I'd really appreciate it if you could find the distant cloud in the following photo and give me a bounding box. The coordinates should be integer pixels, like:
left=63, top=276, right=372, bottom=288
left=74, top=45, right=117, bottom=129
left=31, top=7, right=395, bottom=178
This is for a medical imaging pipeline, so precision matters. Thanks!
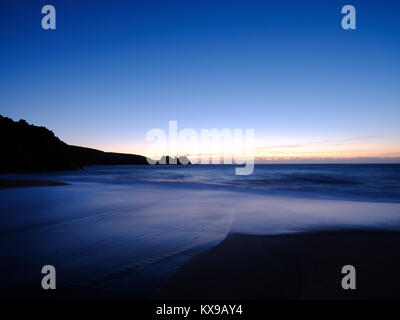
left=255, top=156, right=400, bottom=164
left=255, top=136, right=381, bottom=151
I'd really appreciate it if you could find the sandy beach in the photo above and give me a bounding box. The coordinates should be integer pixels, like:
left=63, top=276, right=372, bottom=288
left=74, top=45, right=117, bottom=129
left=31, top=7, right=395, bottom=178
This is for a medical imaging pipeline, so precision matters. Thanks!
left=0, top=179, right=68, bottom=189
left=156, top=230, right=400, bottom=300
left=1, top=166, right=400, bottom=300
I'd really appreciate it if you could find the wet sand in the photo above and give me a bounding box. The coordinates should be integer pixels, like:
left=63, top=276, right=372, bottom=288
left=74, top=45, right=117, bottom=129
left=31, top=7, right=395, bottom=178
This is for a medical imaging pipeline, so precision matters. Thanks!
left=1, top=171, right=400, bottom=300
left=0, top=179, right=68, bottom=189
left=155, top=230, right=400, bottom=300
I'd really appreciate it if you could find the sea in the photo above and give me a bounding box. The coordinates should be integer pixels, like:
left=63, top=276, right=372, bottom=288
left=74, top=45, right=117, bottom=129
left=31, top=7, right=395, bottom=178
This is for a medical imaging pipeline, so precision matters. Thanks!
left=1, top=164, right=399, bottom=298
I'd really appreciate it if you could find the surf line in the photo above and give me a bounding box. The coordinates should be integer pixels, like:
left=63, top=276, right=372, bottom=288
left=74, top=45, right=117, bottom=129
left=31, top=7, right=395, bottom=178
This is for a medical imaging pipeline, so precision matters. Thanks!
left=155, top=304, right=191, bottom=318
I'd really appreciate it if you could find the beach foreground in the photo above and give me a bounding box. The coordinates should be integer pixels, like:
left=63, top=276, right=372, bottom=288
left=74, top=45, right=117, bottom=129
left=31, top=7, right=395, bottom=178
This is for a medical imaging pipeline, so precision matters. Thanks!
left=0, top=179, right=68, bottom=189
left=1, top=165, right=400, bottom=300
left=156, top=230, right=400, bottom=300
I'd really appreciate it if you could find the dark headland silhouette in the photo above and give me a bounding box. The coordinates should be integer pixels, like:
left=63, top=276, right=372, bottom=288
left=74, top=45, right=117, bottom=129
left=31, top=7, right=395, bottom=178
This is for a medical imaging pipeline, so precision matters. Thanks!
left=0, top=115, right=190, bottom=174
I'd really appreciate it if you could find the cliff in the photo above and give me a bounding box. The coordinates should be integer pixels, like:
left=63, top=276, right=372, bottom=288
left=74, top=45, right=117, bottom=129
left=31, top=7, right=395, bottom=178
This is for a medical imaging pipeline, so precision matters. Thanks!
left=0, top=115, right=148, bottom=173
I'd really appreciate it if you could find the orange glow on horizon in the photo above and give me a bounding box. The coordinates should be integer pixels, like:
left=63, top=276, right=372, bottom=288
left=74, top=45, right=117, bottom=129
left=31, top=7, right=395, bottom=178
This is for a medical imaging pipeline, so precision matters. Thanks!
left=87, top=140, right=400, bottom=163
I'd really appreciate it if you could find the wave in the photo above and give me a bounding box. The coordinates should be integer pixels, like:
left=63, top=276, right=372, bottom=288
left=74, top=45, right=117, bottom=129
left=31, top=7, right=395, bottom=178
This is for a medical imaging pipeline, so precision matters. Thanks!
left=2, top=164, right=400, bottom=203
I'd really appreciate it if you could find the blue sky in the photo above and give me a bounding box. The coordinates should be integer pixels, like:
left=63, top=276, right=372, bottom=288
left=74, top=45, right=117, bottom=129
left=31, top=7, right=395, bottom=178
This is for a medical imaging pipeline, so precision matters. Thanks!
left=0, top=0, right=399, bottom=161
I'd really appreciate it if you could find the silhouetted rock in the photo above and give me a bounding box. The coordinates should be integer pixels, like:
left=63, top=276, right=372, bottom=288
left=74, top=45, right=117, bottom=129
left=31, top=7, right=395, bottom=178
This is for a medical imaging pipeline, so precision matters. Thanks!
left=0, top=115, right=148, bottom=173
left=157, top=155, right=191, bottom=165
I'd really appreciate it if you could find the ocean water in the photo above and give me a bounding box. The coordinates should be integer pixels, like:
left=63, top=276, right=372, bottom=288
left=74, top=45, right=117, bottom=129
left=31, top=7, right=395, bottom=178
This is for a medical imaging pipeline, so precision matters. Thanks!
left=8, top=163, right=400, bottom=202
left=107, top=164, right=399, bottom=202
left=0, top=164, right=400, bottom=298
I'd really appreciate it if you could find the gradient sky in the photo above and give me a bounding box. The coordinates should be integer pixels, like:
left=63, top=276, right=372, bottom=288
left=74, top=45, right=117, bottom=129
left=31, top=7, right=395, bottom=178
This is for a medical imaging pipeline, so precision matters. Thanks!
left=1, top=0, right=399, bottom=162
